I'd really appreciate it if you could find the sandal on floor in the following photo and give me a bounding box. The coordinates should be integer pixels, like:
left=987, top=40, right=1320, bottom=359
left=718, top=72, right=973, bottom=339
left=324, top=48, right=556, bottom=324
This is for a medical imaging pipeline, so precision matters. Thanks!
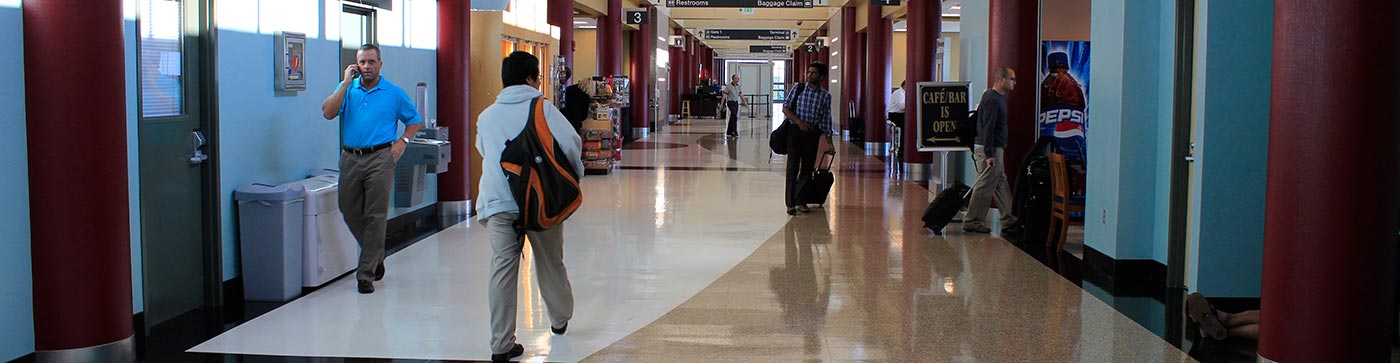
left=1186, top=292, right=1227, bottom=340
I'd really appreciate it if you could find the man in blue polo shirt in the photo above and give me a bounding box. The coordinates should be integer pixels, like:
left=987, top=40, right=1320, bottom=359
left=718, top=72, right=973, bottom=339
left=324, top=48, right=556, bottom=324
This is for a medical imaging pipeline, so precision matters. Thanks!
left=320, top=44, right=422, bottom=294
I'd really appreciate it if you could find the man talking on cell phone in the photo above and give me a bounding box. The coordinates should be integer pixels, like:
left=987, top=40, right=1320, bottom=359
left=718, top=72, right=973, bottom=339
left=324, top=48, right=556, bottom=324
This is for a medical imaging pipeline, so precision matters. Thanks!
left=319, top=44, right=422, bottom=294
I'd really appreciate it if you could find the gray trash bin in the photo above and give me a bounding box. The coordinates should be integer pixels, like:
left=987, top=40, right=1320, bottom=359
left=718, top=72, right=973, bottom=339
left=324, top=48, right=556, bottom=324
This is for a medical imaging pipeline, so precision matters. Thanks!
left=235, top=183, right=307, bottom=302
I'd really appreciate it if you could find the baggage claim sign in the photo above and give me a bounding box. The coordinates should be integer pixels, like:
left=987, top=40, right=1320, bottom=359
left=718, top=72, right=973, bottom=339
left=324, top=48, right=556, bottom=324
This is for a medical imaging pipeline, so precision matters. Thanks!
left=666, top=0, right=814, bottom=8
left=916, top=82, right=971, bottom=151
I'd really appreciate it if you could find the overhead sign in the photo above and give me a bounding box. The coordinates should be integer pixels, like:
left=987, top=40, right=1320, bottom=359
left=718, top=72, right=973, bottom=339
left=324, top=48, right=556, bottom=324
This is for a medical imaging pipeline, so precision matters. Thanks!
left=749, top=45, right=789, bottom=54
left=624, top=8, right=649, bottom=25
left=802, top=43, right=820, bottom=53
left=703, top=29, right=796, bottom=41
left=917, top=82, right=973, bottom=152
left=669, top=35, right=685, bottom=48
left=874, top=0, right=901, bottom=5
left=666, top=0, right=814, bottom=8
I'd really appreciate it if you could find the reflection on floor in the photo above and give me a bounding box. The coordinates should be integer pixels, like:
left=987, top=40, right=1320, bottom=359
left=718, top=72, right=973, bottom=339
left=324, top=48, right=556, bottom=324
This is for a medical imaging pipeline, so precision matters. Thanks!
left=143, top=115, right=1226, bottom=362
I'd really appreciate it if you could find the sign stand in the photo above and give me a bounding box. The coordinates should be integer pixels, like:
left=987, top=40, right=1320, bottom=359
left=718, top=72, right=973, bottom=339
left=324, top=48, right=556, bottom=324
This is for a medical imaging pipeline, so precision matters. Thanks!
left=915, top=81, right=972, bottom=191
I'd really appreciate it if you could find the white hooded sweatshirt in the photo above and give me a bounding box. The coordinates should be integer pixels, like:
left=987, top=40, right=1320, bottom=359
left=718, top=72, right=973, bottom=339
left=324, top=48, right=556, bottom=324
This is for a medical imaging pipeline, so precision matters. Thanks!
left=474, top=85, right=585, bottom=222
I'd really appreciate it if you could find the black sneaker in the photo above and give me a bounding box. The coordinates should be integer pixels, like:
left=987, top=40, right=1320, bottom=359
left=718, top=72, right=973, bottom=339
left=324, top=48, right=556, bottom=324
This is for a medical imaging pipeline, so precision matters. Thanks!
left=551, top=322, right=568, bottom=335
left=357, top=280, right=374, bottom=294
left=491, top=343, right=524, bottom=363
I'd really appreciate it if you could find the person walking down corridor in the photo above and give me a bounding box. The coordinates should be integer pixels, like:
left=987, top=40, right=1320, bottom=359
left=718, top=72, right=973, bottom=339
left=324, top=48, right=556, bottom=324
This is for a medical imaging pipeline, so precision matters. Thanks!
left=724, top=74, right=749, bottom=137
left=475, top=51, right=583, bottom=363
left=963, top=67, right=1018, bottom=234
left=319, top=44, right=422, bottom=294
left=781, top=62, right=834, bottom=216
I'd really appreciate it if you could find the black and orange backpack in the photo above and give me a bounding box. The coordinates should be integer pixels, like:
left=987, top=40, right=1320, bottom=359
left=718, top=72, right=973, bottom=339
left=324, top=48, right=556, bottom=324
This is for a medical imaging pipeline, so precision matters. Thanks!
left=500, top=97, right=583, bottom=231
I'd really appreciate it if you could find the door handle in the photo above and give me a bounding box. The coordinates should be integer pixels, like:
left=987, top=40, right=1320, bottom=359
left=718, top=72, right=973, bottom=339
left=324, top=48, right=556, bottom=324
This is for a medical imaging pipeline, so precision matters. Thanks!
left=190, top=130, right=209, bottom=165
left=1184, top=142, right=1196, bottom=163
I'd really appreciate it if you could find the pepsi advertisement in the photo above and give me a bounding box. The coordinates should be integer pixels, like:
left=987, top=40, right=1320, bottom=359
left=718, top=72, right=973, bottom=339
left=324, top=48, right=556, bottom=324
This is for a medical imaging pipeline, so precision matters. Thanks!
left=1039, top=41, right=1090, bottom=161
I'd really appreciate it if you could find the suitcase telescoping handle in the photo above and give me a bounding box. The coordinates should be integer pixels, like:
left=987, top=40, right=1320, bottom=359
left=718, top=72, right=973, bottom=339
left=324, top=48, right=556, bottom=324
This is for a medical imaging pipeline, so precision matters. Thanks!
left=817, top=151, right=835, bottom=172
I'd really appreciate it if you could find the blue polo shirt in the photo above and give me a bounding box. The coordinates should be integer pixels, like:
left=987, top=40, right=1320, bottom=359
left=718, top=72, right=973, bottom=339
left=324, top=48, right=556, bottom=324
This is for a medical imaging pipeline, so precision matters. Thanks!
left=339, top=76, right=422, bottom=148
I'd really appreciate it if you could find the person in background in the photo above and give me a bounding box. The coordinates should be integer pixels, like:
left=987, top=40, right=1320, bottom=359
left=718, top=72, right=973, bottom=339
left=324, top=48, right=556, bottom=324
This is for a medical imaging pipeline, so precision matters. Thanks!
left=724, top=74, right=749, bottom=137
left=558, top=67, right=592, bottom=133
left=781, top=62, right=834, bottom=216
left=963, top=67, right=1018, bottom=234
left=888, top=80, right=907, bottom=127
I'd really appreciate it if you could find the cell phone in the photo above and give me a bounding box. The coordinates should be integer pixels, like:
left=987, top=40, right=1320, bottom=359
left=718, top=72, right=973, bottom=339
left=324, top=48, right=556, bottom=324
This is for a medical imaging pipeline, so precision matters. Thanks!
left=350, top=67, right=362, bottom=79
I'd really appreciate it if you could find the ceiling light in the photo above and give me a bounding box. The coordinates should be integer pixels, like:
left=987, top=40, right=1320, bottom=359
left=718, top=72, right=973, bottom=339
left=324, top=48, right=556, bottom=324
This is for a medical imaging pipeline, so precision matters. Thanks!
left=951, top=5, right=961, bottom=9
left=942, top=13, right=960, bottom=17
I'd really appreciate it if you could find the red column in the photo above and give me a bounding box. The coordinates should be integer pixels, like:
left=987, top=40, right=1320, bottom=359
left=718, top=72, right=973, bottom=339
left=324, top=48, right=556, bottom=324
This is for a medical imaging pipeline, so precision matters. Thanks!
left=628, top=6, right=652, bottom=137
left=548, top=0, right=574, bottom=71
left=598, top=0, right=622, bottom=76
left=670, top=28, right=683, bottom=116
left=23, top=0, right=134, bottom=359
left=841, top=7, right=859, bottom=137
left=988, top=0, right=1037, bottom=184
left=864, top=6, right=892, bottom=148
left=903, top=0, right=939, bottom=165
left=1258, top=0, right=1400, bottom=361
left=681, top=33, right=693, bottom=95
left=438, top=0, right=472, bottom=212
left=818, top=30, right=830, bottom=68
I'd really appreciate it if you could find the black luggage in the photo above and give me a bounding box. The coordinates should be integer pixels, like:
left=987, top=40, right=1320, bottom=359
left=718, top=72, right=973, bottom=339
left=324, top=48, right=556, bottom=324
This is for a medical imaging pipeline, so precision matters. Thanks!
left=801, top=151, right=836, bottom=206
left=1005, top=138, right=1056, bottom=243
left=922, top=182, right=972, bottom=235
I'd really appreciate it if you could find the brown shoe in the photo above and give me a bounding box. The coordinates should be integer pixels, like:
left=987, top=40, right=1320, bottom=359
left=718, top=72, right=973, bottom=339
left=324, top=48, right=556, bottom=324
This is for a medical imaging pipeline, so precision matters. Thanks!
left=1186, top=292, right=1226, bottom=340
left=357, top=280, right=374, bottom=294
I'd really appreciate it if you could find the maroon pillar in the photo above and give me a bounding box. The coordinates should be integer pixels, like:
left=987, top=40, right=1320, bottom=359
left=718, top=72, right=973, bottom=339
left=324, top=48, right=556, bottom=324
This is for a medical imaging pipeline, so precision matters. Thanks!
left=438, top=0, right=472, bottom=211
left=841, top=6, right=859, bottom=136
left=864, top=7, right=892, bottom=147
left=628, top=7, right=653, bottom=137
left=670, top=28, right=683, bottom=116
left=817, top=30, right=830, bottom=69
left=23, top=0, right=134, bottom=358
left=598, top=0, right=622, bottom=76
left=548, top=0, right=574, bottom=71
left=903, top=0, right=939, bottom=164
left=988, top=0, right=1037, bottom=184
left=1258, top=0, right=1400, bottom=361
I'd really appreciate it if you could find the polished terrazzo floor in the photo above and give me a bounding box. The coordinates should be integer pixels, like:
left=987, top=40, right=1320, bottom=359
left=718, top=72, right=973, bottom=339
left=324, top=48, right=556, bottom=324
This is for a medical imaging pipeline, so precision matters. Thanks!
left=181, top=114, right=1195, bottom=362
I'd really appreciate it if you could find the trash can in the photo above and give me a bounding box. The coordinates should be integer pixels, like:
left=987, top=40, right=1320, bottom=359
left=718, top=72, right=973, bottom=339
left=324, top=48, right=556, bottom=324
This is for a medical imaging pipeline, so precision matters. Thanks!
left=285, top=174, right=359, bottom=287
left=234, top=183, right=307, bottom=302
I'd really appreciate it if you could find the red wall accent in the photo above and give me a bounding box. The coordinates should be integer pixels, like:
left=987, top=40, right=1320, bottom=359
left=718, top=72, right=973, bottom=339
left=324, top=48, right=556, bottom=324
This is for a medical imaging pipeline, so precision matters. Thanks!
left=598, top=0, right=622, bottom=76
left=902, top=0, right=939, bottom=164
left=1258, top=0, right=1400, bottom=361
left=864, top=6, right=891, bottom=144
left=438, top=0, right=471, bottom=202
left=988, top=0, right=1038, bottom=184
left=22, top=0, right=134, bottom=350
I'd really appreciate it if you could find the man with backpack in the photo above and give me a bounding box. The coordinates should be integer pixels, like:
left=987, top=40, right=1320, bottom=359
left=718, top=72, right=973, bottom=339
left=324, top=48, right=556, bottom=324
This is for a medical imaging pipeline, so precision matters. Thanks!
left=474, top=51, right=583, bottom=363
left=964, top=67, right=1019, bottom=234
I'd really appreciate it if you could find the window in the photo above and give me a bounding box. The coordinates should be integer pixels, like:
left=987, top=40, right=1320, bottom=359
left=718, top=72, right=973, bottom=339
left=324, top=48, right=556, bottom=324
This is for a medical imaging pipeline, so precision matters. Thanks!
left=140, top=0, right=184, bottom=117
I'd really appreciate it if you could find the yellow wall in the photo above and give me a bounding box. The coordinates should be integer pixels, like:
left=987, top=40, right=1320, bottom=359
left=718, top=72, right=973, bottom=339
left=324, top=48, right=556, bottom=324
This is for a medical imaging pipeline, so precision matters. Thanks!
left=892, top=32, right=907, bottom=89
left=1043, top=0, right=1092, bottom=40
left=575, top=29, right=599, bottom=80
left=467, top=13, right=558, bottom=202
left=947, top=32, right=962, bottom=81
left=469, top=11, right=505, bottom=201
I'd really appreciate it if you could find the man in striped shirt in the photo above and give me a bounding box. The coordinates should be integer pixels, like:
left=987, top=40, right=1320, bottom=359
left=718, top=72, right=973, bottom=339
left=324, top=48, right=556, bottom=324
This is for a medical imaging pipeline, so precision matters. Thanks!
left=781, top=61, right=834, bottom=215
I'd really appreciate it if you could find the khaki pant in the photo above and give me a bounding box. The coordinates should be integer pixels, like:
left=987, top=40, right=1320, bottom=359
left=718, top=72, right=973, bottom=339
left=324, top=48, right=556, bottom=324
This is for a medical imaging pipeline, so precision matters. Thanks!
left=965, top=145, right=1017, bottom=229
left=338, top=148, right=394, bottom=282
left=483, top=213, right=574, bottom=354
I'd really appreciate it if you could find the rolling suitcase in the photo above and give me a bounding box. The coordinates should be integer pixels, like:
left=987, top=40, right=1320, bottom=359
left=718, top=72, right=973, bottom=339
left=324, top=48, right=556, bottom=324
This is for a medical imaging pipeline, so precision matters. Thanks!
left=801, top=151, right=836, bottom=206
left=922, top=182, right=972, bottom=235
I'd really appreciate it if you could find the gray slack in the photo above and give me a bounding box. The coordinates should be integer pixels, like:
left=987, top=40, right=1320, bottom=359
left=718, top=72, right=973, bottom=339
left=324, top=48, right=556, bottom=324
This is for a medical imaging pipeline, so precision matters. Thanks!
left=338, top=148, right=394, bottom=282
left=483, top=213, right=574, bottom=355
left=965, top=145, right=1018, bottom=229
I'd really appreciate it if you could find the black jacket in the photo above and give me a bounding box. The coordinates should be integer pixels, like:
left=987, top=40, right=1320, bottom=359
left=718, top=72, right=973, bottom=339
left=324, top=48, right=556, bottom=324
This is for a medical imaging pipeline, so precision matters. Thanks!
left=561, top=84, right=591, bottom=131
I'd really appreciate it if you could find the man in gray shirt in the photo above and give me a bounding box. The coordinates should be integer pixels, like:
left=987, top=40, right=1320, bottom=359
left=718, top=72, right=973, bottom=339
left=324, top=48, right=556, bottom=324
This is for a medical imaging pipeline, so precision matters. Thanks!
left=964, top=67, right=1018, bottom=234
left=724, top=74, right=748, bottom=137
